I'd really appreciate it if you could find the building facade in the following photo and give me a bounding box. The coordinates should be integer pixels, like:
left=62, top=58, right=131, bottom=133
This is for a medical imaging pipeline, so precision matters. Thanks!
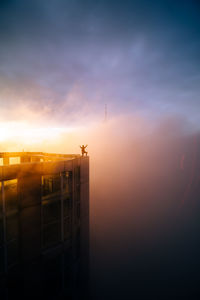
left=0, top=152, right=89, bottom=299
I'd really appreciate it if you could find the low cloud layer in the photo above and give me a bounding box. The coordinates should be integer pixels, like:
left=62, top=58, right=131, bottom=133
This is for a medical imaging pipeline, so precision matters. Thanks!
left=88, top=115, right=200, bottom=299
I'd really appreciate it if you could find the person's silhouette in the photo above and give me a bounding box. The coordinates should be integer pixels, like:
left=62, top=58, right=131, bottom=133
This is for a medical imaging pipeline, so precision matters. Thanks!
left=80, top=145, right=88, bottom=156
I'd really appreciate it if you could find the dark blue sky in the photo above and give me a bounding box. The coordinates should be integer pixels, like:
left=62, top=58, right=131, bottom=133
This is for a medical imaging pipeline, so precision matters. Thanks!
left=0, top=0, right=200, bottom=127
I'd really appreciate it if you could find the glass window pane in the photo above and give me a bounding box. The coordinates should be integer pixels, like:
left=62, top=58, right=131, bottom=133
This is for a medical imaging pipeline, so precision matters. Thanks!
left=0, top=182, right=2, bottom=215
left=0, top=246, right=4, bottom=273
left=43, top=200, right=61, bottom=224
left=6, top=214, right=19, bottom=241
left=9, top=157, right=20, bottom=165
left=63, top=198, right=72, bottom=217
left=43, top=222, right=61, bottom=249
left=75, top=228, right=80, bottom=259
left=77, top=202, right=80, bottom=219
left=4, top=179, right=18, bottom=213
left=43, top=256, right=62, bottom=295
left=53, top=175, right=61, bottom=192
left=0, top=218, right=3, bottom=245
left=63, top=248, right=73, bottom=267
left=64, top=217, right=71, bottom=240
left=75, top=185, right=80, bottom=203
left=7, top=240, right=19, bottom=266
left=75, top=166, right=80, bottom=182
left=63, top=172, right=72, bottom=194
left=42, top=175, right=61, bottom=197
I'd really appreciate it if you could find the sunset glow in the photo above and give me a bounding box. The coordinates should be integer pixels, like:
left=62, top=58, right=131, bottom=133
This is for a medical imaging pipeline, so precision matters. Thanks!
left=0, top=121, right=77, bottom=145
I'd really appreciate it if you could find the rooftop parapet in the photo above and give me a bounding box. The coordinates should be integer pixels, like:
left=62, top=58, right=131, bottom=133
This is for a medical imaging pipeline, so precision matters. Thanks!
left=0, top=152, right=81, bottom=166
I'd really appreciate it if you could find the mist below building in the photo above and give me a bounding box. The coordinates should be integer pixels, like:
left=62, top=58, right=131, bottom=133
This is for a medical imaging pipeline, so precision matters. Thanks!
left=1, top=113, right=200, bottom=299
left=88, top=115, right=200, bottom=299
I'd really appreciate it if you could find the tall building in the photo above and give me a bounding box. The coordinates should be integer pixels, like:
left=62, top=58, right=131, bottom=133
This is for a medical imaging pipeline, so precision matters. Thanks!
left=0, top=152, right=89, bottom=299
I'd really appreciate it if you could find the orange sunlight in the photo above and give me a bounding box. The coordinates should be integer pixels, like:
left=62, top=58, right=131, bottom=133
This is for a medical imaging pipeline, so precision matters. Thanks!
left=0, top=121, right=81, bottom=151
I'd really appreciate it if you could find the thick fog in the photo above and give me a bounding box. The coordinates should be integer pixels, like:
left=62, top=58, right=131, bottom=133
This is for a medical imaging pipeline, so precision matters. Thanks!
left=87, top=115, right=200, bottom=299
left=1, top=111, right=200, bottom=299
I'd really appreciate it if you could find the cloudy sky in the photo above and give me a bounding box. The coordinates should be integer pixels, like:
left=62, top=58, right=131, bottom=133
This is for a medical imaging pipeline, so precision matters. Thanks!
left=0, top=0, right=200, bottom=131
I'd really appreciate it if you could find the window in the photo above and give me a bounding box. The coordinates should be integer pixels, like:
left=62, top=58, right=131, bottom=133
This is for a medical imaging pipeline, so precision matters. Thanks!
left=4, top=179, right=19, bottom=267
left=42, top=222, right=61, bottom=249
left=0, top=182, right=3, bottom=272
left=43, top=199, right=61, bottom=225
left=42, top=175, right=61, bottom=197
left=77, top=202, right=80, bottom=219
left=7, top=239, right=19, bottom=266
left=41, top=172, right=74, bottom=248
left=0, top=181, right=2, bottom=219
left=0, top=247, right=4, bottom=273
left=62, top=172, right=72, bottom=241
left=63, top=197, right=72, bottom=217
left=0, top=179, right=19, bottom=271
left=62, top=172, right=73, bottom=240
left=42, top=174, right=61, bottom=249
left=62, top=171, right=72, bottom=195
left=74, top=166, right=80, bottom=182
left=9, top=157, right=20, bottom=165
left=64, top=216, right=71, bottom=240
left=75, top=184, right=81, bottom=223
left=6, top=214, right=19, bottom=241
left=75, top=228, right=81, bottom=259
left=0, top=218, right=3, bottom=245
left=42, top=255, right=63, bottom=296
left=4, top=179, right=18, bottom=213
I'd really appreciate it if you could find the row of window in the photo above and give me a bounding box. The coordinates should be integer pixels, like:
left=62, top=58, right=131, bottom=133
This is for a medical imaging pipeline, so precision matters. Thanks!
left=0, top=157, right=19, bottom=165
left=0, top=157, right=44, bottom=165
left=0, top=172, right=73, bottom=217
left=42, top=172, right=73, bottom=249
left=0, top=170, right=80, bottom=273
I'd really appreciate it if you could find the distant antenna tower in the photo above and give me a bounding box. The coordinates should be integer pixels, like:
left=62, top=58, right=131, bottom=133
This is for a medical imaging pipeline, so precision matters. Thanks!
left=104, top=104, right=107, bottom=122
